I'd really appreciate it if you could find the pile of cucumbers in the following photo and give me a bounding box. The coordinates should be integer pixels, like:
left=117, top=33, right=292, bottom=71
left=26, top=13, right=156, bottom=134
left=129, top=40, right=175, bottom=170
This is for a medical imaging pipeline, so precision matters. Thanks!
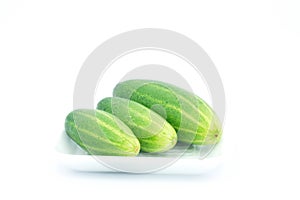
left=65, top=80, right=222, bottom=156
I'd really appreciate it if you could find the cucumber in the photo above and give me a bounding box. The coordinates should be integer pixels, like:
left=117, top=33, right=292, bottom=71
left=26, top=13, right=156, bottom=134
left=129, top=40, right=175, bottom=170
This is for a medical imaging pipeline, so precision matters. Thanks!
left=97, top=97, right=177, bottom=153
left=65, top=109, right=140, bottom=156
left=113, top=80, right=222, bottom=145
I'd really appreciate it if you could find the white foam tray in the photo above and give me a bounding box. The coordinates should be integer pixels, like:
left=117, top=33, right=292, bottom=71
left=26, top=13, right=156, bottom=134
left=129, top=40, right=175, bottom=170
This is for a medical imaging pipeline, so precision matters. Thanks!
left=56, top=132, right=223, bottom=174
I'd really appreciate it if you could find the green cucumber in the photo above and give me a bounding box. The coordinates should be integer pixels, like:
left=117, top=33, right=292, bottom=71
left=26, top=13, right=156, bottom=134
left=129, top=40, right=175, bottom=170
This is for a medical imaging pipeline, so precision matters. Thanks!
left=97, top=97, right=177, bottom=153
left=65, top=109, right=140, bottom=156
left=113, top=80, right=222, bottom=145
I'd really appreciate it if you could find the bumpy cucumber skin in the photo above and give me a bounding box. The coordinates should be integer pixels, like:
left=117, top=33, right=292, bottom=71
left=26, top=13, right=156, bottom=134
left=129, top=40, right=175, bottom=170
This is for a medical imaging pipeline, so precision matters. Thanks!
left=65, top=109, right=140, bottom=156
left=113, top=80, right=222, bottom=145
left=97, top=97, right=177, bottom=153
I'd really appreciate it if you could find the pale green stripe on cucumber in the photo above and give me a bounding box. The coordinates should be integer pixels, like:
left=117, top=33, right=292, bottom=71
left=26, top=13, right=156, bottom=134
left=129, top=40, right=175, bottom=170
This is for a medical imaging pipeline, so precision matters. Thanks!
left=133, top=90, right=210, bottom=128
left=143, top=83, right=212, bottom=122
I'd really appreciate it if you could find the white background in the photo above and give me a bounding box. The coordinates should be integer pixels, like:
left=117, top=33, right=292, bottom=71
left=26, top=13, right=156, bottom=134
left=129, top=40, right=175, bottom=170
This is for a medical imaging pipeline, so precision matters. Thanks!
left=1, top=0, right=299, bottom=199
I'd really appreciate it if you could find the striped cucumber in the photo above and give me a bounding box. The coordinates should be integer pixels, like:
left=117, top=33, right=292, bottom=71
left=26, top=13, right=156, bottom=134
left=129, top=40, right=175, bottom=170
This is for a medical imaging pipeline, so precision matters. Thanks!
left=65, top=109, right=140, bottom=156
left=113, top=80, right=222, bottom=145
left=97, top=97, right=177, bottom=153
